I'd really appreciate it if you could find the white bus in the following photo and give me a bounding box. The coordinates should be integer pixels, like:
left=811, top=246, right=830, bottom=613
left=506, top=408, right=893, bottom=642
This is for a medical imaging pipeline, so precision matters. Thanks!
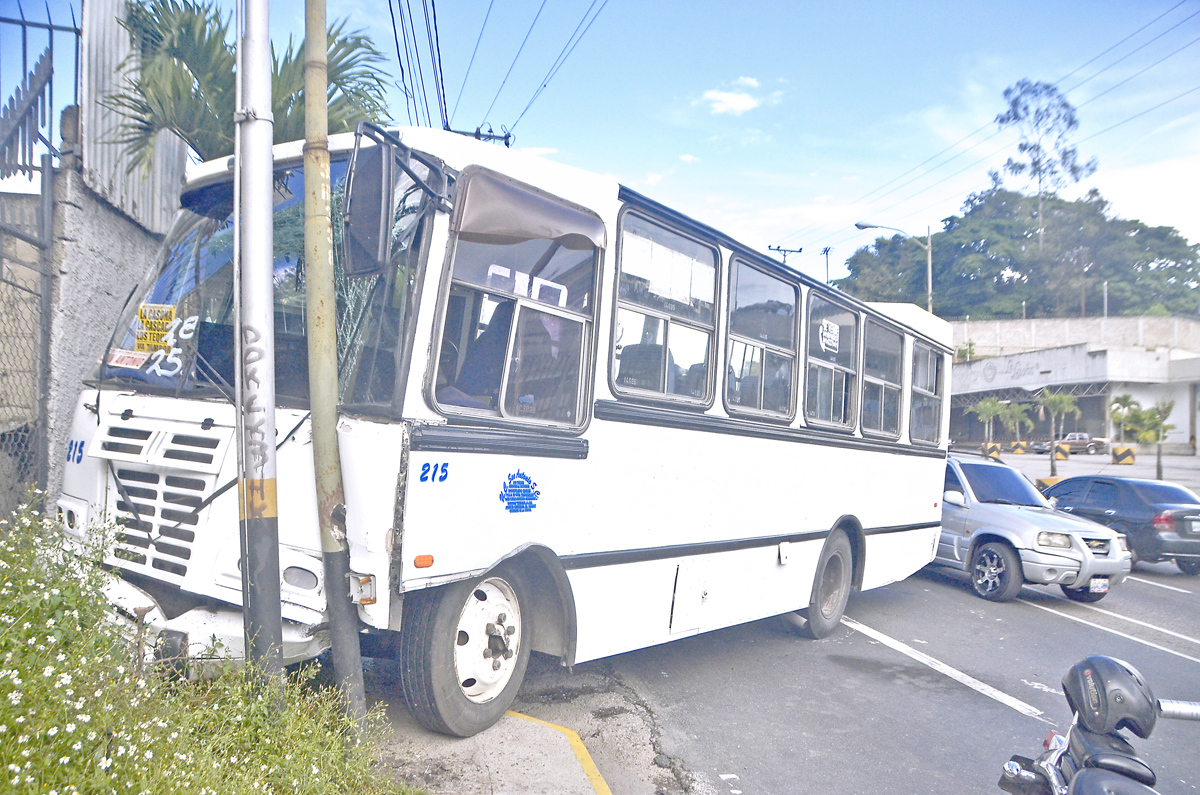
left=58, top=125, right=951, bottom=736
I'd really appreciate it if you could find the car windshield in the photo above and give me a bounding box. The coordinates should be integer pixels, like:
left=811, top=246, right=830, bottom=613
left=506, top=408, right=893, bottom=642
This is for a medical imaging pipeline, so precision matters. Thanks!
left=958, top=461, right=1046, bottom=507
left=1132, top=481, right=1200, bottom=505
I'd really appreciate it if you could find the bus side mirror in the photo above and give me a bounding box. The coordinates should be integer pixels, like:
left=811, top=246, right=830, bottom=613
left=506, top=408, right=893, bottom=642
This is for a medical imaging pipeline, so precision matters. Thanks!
left=343, top=139, right=393, bottom=277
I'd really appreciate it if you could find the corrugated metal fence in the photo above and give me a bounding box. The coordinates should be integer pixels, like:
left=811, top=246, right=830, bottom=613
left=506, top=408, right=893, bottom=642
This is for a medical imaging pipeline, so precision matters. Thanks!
left=81, top=0, right=186, bottom=236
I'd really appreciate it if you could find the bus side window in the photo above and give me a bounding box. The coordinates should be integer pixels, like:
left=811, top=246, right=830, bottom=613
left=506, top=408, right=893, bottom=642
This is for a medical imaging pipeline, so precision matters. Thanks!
left=432, top=169, right=603, bottom=428
left=612, top=213, right=718, bottom=404
left=862, top=320, right=903, bottom=436
left=725, top=261, right=797, bottom=417
left=804, top=296, right=859, bottom=429
left=910, top=342, right=943, bottom=443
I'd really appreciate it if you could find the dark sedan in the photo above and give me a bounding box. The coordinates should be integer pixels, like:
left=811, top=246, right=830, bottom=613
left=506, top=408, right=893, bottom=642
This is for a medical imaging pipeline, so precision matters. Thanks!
left=1042, top=476, right=1200, bottom=575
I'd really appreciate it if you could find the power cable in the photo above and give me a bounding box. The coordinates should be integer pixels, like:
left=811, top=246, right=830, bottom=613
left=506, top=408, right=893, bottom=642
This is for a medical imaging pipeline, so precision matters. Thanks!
left=1076, top=31, right=1200, bottom=109
left=510, top=0, right=611, bottom=132
left=450, top=0, right=495, bottom=127
left=387, top=0, right=415, bottom=124
left=429, top=0, right=450, bottom=129
left=480, top=0, right=548, bottom=129
left=419, top=0, right=449, bottom=129
left=772, top=0, right=1200, bottom=248
left=1077, top=82, right=1200, bottom=143
left=404, top=0, right=433, bottom=126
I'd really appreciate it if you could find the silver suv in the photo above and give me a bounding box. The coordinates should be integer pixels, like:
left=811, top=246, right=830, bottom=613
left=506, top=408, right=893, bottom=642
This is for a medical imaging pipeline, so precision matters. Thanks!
left=933, top=455, right=1131, bottom=602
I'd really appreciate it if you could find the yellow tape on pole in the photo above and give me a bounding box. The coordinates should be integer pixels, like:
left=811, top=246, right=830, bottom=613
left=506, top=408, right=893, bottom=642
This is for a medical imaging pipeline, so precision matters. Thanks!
left=238, top=478, right=278, bottom=520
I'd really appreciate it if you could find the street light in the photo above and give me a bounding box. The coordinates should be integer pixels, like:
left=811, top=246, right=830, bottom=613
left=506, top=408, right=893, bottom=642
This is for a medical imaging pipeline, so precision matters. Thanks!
left=855, top=221, right=933, bottom=314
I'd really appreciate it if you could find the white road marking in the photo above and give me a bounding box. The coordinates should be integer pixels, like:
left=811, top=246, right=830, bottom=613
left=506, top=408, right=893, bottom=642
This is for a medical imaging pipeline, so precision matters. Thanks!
left=841, top=617, right=1050, bottom=723
left=1127, top=575, right=1192, bottom=594
left=719, top=774, right=739, bottom=781
left=1022, top=679, right=1063, bottom=695
left=1071, top=603, right=1200, bottom=647
left=1019, top=600, right=1200, bottom=665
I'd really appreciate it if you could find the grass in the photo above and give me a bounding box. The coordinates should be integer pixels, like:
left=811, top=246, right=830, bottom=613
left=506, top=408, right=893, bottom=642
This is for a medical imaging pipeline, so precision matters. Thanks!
left=0, top=493, right=422, bottom=795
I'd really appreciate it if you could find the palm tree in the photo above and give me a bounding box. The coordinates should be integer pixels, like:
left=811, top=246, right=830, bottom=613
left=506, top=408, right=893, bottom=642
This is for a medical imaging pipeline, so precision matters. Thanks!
left=1037, top=391, right=1080, bottom=477
left=1135, top=398, right=1175, bottom=480
left=1109, top=394, right=1140, bottom=444
left=966, top=397, right=1005, bottom=447
left=104, top=0, right=389, bottom=170
left=998, top=402, right=1034, bottom=445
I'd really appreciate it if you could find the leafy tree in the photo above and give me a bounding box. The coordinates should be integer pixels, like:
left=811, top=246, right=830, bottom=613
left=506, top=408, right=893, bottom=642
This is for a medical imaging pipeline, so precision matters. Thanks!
left=998, top=402, right=1034, bottom=442
left=966, top=396, right=1005, bottom=445
left=1037, top=391, right=1080, bottom=477
left=836, top=186, right=1200, bottom=319
left=1134, top=398, right=1175, bottom=480
left=1110, top=394, right=1140, bottom=443
left=996, top=79, right=1097, bottom=253
left=104, top=0, right=389, bottom=170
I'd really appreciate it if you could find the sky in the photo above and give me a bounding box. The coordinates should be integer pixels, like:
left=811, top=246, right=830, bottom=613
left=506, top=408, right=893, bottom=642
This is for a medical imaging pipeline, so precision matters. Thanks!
left=7, top=0, right=1200, bottom=284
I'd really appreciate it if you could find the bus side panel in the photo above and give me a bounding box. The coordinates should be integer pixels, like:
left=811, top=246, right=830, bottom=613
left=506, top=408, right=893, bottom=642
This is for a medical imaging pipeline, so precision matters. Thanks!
left=860, top=526, right=941, bottom=591
left=337, top=417, right=407, bottom=629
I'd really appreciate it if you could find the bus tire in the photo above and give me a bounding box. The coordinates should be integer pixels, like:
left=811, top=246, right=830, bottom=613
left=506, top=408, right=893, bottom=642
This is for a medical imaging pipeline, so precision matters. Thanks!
left=399, top=565, right=532, bottom=737
left=798, top=528, right=852, bottom=639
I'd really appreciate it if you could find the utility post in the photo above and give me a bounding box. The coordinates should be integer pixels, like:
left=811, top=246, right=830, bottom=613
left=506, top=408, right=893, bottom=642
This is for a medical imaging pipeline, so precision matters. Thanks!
left=235, top=0, right=284, bottom=676
left=304, top=0, right=366, bottom=720
left=854, top=221, right=932, bottom=313
left=768, top=245, right=802, bottom=267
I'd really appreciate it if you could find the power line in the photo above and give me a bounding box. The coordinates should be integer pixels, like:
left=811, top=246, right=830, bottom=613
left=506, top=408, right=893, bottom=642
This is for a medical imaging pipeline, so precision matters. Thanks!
left=1076, top=30, right=1200, bottom=110
left=480, top=0, right=548, bottom=129
left=772, top=0, right=1200, bottom=249
left=510, top=0, right=610, bottom=132
left=450, top=0, right=495, bottom=127
left=387, top=0, right=414, bottom=124
left=421, top=0, right=449, bottom=128
left=404, top=0, right=432, bottom=126
left=1077, top=82, right=1200, bottom=143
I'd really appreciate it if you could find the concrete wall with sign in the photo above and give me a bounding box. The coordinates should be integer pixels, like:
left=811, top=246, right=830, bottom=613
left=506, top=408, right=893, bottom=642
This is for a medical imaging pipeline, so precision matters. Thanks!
left=954, top=317, right=1200, bottom=359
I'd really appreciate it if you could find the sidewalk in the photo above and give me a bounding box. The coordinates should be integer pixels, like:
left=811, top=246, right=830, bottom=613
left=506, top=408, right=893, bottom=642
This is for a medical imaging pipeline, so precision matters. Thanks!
left=988, top=449, right=1200, bottom=493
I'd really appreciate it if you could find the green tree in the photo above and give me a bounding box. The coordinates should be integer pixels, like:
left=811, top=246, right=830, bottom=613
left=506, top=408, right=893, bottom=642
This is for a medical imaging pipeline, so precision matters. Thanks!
left=1134, top=398, right=1175, bottom=480
left=104, top=0, right=389, bottom=169
left=995, top=79, right=1097, bottom=254
left=1038, top=391, right=1080, bottom=477
left=1109, top=394, right=1140, bottom=443
left=967, top=396, right=1005, bottom=445
left=999, top=402, right=1034, bottom=443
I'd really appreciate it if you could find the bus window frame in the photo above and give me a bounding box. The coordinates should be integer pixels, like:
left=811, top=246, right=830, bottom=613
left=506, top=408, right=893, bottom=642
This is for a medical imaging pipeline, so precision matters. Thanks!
left=859, top=317, right=905, bottom=441
left=426, top=166, right=605, bottom=434
left=721, top=258, right=800, bottom=423
left=608, top=206, right=721, bottom=411
left=803, top=291, right=860, bottom=433
left=909, top=341, right=944, bottom=446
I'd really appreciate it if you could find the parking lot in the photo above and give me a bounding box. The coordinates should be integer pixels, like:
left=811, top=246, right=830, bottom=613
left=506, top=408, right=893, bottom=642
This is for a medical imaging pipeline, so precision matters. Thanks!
left=375, top=453, right=1200, bottom=795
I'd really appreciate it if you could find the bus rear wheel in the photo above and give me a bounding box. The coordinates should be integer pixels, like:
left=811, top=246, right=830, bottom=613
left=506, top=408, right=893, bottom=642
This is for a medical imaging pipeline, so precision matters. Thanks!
left=798, top=528, right=852, bottom=639
left=399, top=566, right=532, bottom=737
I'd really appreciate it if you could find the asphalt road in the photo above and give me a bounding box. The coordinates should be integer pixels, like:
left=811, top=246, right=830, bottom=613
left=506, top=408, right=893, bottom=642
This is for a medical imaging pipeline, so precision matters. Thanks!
left=559, top=558, right=1200, bottom=795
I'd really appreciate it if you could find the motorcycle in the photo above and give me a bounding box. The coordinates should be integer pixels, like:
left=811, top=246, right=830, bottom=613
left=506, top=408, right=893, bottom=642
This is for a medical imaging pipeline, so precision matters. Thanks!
left=999, top=655, right=1200, bottom=795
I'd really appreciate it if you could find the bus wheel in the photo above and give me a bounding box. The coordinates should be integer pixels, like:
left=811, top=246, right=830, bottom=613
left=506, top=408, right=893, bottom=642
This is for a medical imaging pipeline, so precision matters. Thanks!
left=798, top=528, right=852, bottom=639
left=399, top=566, right=532, bottom=737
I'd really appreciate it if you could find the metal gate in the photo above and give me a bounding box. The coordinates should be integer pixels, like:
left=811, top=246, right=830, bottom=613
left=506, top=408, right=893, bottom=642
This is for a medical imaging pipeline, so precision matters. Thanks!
left=1, top=12, right=80, bottom=516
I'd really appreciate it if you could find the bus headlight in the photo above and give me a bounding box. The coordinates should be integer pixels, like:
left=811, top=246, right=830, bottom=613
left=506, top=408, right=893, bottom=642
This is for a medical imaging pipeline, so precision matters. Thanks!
left=1037, top=532, right=1072, bottom=549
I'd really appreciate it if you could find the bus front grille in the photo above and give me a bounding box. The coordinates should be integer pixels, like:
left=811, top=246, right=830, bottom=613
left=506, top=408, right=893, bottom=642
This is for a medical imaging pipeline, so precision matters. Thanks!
left=111, top=466, right=213, bottom=583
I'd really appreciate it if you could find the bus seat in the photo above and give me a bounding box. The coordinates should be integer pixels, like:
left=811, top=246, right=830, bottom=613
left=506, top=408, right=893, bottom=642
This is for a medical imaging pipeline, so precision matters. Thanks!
left=454, top=301, right=514, bottom=401
left=616, top=343, right=663, bottom=391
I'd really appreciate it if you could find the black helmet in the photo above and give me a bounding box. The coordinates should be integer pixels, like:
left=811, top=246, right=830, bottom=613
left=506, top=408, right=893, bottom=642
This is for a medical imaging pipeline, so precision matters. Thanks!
left=1062, top=656, right=1157, bottom=738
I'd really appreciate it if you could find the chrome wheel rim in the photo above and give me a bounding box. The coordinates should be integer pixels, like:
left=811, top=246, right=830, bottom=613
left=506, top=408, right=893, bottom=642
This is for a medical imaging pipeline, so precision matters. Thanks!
left=973, top=549, right=1005, bottom=594
left=453, top=577, right=522, bottom=704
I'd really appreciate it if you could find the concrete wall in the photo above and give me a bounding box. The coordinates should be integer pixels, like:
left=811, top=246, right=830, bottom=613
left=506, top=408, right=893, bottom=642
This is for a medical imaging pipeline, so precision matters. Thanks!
left=954, top=317, right=1200, bottom=358
left=46, top=168, right=163, bottom=496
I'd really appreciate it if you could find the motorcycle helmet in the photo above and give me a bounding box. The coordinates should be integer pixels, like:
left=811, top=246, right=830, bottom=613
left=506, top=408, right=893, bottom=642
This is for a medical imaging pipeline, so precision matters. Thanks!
left=1062, top=656, right=1157, bottom=738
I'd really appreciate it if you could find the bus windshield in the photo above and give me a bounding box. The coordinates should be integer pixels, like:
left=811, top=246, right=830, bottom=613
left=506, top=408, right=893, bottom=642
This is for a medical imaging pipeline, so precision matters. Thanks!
left=94, top=154, right=433, bottom=412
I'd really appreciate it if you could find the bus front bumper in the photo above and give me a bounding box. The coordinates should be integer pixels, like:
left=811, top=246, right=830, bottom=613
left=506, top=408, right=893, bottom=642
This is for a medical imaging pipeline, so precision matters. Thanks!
left=103, top=576, right=331, bottom=670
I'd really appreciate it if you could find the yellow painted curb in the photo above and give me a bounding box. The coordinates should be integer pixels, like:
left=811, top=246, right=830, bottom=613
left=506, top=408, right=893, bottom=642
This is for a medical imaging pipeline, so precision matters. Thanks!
left=506, top=710, right=614, bottom=795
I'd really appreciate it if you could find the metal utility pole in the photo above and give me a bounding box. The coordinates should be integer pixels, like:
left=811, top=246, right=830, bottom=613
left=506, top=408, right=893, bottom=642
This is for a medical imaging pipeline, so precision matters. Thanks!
left=768, top=245, right=802, bottom=266
left=821, top=247, right=832, bottom=284
left=305, top=0, right=366, bottom=720
left=235, top=0, right=284, bottom=675
left=854, top=221, right=932, bottom=313
left=1104, top=280, right=1108, bottom=318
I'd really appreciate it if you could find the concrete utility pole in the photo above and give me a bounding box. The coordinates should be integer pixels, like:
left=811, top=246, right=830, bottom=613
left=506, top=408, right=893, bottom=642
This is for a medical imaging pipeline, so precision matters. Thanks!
left=304, top=0, right=366, bottom=719
left=235, top=0, right=284, bottom=675
left=768, top=245, right=802, bottom=267
left=821, top=247, right=832, bottom=284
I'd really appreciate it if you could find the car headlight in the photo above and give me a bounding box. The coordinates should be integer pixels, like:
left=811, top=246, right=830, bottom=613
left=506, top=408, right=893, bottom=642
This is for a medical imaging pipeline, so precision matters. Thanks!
left=1037, top=532, right=1072, bottom=549
left=1117, top=534, right=1129, bottom=552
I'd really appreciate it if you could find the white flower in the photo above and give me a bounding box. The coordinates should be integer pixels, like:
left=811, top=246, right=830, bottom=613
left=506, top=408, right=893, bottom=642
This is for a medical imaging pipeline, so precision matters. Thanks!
left=65, top=723, right=75, bottom=733
left=47, top=726, right=58, bottom=737
left=99, top=757, right=112, bottom=770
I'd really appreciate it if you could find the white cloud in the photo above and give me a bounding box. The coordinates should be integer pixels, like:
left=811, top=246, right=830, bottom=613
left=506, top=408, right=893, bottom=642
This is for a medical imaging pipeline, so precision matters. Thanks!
left=734, top=76, right=760, bottom=88
left=518, top=147, right=559, bottom=157
left=644, top=172, right=666, bottom=186
left=703, top=90, right=760, bottom=116
left=679, top=154, right=699, bottom=164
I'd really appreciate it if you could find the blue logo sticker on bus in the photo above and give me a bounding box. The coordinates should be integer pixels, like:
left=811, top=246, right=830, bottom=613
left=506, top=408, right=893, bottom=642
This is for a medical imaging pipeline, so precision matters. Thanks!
left=499, top=471, right=540, bottom=514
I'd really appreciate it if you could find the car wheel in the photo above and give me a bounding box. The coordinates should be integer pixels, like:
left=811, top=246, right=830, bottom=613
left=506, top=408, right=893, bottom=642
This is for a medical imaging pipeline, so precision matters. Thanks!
left=1176, top=558, right=1200, bottom=576
left=797, top=528, right=852, bottom=639
left=399, top=566, right=532, bottom=737
left=970, top=542, right=1024, bottom=602
left=1060, top=584, right=1107, bottom=602
left=1087, top=444, right=1098, bottom=455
